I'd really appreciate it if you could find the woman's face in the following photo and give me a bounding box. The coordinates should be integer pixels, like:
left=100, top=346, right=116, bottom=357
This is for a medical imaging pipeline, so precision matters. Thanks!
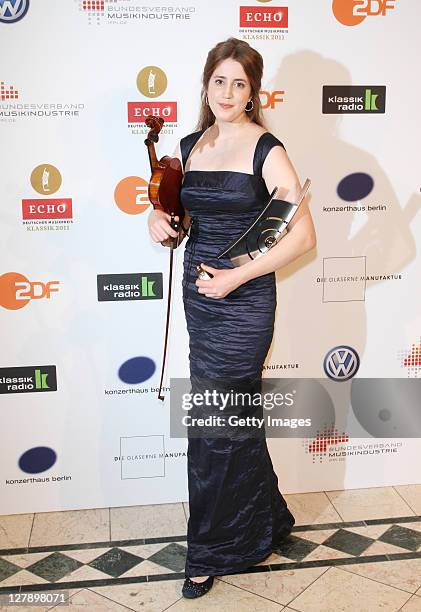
left=207, top=58, right=252, bottom=123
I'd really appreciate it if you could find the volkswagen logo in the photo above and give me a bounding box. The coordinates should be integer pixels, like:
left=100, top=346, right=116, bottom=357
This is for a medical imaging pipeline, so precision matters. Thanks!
left=0, top=0, right=30, bottom=23
left=324, top=345, right=360, bottom=381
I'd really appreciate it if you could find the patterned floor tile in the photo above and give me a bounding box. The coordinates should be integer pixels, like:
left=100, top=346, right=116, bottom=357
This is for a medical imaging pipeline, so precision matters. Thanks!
left=58, top=587, right=134, bottom=611
left=124, top=542, right=169, bottom=558
left=119, top=558, right=172, bottom=577
left=90, top=580, right=184, bottom=612
left=29, top=508, right=109, bottom=548
left=295, top=529, right=337, bottom=544
left=147, top=542, right=187, bottom=573
left=346, top=524, right=393, bottom=539
left=289, top=566, right=411, bottom=611
left=394, top=485, right=421, bottom=515
left=170, top=577, right=282, bottom=611
left=221, top=566, right=329, bottom=607
left=0, top=513, right=33, bottom=550
left=273, top=534, right=319, bottom=561
left=26, top=552, right=82, bottom=582
left=303, top=544, right=352, bottom=562
left=400, top=594, right=421, bottom=611
left=1, top=552, right=54, bottom=569
left=321, top=528, right=375, bottom=556
left=397, top=522, right=421, bottom=535
left=0, top=569, right=48, bottom=587
left=60, top=547, right=112, bottom=565
left=0, top=558, right=21, bottom=582
left=1, top=513, right=421, bottom=601
left=56, top=564, right=111, bottom=583
left=341, top=557, right=421, bottom=594
left=88, top=547, right=143, bottom=577
left=379, top=525, right=421, bottom=551
left=360, top=540, right=412, bottom=557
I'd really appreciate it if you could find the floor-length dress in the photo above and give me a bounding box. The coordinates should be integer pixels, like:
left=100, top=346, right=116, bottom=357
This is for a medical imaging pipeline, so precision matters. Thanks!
left=180, top=130, right=295, bottom=577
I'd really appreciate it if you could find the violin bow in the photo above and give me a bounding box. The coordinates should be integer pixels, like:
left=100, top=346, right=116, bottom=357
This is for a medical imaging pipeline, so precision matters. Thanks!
left=144, top=116, right=183, bottom=401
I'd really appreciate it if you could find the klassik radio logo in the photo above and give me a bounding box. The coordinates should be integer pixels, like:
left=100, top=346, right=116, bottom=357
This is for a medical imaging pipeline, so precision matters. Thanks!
left=97, top=273, right=163, bottom=301
left=0, top=272, right=60, bottom=310
left=0, top=0, right=30, bottom=23
left=0, top=365, right=57, bottom=394
left=22, top=164, right=74, bottom=231
left=332, top=0, right=396, bottom=27
left=128, top=65, right=177, bottom=136
left=322, top=86, right=386, bottom=114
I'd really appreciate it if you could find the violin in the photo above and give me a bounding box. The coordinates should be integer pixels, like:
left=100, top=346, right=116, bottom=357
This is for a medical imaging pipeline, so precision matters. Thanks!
left=144, top=115, right=188, bottom=401
left=144, top=115, right=186, bottom=248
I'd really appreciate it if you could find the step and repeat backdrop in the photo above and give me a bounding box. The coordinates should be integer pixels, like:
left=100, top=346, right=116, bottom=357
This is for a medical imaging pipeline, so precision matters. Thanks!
left=1, top=0, right=420, bottom=514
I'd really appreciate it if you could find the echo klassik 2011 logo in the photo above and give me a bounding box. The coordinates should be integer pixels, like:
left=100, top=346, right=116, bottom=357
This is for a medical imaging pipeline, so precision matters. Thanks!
left=0, top=0, right=30, bottom=23
left=332, top=0, right=396, bottom=27
left=128, top=66, right=177, bottom=126
left=22, top=164, right=73, bottom=230
left=240, top=6, right=288, bottom=28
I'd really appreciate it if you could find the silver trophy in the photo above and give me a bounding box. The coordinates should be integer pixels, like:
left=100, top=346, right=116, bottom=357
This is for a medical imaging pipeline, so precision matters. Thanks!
left=216, top=179, right=311, bottom=267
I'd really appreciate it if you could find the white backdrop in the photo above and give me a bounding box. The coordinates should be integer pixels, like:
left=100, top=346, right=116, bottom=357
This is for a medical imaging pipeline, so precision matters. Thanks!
left=1, top=0, right=420, bottom=515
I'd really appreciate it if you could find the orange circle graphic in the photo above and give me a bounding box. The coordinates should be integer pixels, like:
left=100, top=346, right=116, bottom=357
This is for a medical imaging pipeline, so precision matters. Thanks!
left=0, top=272, right=30, bottom=310
left=332, top=0, right=366, bottom=26
left=114, top=176, right=151, bottom=215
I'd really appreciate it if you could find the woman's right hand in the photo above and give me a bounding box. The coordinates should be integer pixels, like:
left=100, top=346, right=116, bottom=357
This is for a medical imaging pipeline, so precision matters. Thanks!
left=147, top=209, right=179, bottom=243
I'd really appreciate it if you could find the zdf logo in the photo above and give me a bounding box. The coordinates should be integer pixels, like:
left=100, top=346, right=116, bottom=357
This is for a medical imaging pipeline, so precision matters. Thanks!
left=260, top=90, right=285, bottom=109
left=0, top=273, right=60, bottom=310
left=332, top=0, right=396, bottom=27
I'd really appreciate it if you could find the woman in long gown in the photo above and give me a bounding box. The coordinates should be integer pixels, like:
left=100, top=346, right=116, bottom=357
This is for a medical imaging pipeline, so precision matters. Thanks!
left=148, top=37, right=317, bottom=599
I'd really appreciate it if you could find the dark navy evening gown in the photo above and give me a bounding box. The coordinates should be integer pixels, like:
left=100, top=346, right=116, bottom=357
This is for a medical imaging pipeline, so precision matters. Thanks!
left=180, top=130, right=295, bottom=577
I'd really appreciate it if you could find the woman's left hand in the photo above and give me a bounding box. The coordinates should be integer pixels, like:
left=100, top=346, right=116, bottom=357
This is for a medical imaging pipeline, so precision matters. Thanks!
left=195, top=263, right=243, bottom=299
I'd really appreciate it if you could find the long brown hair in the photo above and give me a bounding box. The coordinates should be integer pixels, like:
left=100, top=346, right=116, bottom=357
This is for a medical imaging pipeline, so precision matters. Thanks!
left=196, top=37, right=266, bottom=131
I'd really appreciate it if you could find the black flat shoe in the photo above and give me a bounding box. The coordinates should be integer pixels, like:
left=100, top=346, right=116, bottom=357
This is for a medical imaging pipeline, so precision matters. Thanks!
left=182, top=575, right=214, bottom=599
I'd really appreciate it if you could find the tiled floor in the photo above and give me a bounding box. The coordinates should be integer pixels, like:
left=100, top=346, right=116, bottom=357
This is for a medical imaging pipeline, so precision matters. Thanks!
left=1, top=485, right=421, bottom=610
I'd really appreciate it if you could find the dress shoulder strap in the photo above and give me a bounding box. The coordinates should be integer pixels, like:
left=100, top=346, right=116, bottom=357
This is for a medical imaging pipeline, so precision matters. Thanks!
left=253, top=132, right=285, bottom=176
left=180, top=130, right=205, bottom=171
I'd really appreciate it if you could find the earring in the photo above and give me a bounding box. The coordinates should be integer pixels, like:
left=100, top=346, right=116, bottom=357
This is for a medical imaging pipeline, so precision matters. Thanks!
left=245, top=99, right=254, bottom=112
left=205, top=94, right=209, bottom=105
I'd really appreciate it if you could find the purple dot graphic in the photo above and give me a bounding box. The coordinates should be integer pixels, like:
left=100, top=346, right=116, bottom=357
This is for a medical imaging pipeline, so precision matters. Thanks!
left=118, top=356, right=156, bottom=384
left=337, top=173, right=374, bottom=202
left=19, top=447, right=57, bottom=474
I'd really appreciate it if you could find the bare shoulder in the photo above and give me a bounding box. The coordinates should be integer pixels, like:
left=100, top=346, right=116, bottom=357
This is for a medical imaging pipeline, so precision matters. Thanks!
left=263, top=142, right=297, bottom=175
left=172, top=140, right=182, bottom=161
left=262, top=143, right=301, bottom=194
